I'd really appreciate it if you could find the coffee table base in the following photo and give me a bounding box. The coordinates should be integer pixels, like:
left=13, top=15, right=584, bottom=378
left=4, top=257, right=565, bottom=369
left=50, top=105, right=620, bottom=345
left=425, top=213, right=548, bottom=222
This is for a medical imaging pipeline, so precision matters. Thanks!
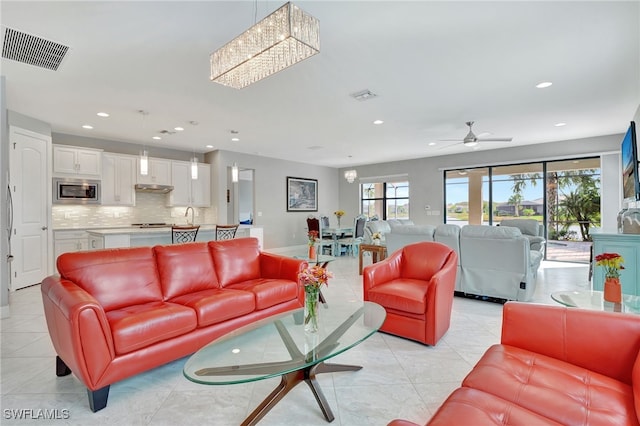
left=243, top=362, right=362, bottom=426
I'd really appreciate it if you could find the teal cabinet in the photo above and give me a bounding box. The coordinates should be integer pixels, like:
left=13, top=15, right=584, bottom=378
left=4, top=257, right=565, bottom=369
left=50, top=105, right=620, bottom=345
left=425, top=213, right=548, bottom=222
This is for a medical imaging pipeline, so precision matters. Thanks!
left=592, top=232, right=640, bottom=296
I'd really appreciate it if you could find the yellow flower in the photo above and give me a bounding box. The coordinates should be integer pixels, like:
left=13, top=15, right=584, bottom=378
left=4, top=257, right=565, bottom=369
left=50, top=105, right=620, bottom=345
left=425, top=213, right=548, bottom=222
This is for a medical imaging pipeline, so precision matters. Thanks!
left=334, top=210, right=345, bottom=218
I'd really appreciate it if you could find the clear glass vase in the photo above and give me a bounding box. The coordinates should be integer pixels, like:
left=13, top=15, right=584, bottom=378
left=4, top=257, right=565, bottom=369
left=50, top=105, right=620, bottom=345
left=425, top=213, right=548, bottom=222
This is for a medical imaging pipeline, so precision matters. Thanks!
left=304, top=286, right=320, bottom=333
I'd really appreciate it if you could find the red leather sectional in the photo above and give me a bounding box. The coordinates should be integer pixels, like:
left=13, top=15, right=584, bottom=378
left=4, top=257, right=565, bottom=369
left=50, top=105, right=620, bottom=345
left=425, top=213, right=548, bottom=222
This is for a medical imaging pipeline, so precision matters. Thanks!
left=41, top=237, right=306, bottom=412
left=389, top=302, right=640, bottom=425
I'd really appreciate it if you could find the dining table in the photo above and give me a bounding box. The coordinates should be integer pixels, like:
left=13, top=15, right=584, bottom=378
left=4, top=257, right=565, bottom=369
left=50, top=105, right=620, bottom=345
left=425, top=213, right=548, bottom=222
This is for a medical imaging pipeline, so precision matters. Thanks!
left=323, top=226, right=355, bottom=256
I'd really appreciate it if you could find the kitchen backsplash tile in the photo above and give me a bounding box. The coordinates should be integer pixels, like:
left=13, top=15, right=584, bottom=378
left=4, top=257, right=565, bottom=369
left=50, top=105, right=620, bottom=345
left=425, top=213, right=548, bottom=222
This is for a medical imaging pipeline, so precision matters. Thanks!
left=52, top=192, right=216, bottom=229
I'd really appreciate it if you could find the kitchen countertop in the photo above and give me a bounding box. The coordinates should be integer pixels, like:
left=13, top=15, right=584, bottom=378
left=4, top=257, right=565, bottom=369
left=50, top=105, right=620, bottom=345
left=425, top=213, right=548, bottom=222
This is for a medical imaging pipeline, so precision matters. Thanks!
left=85, top=224, right=258, bottom=236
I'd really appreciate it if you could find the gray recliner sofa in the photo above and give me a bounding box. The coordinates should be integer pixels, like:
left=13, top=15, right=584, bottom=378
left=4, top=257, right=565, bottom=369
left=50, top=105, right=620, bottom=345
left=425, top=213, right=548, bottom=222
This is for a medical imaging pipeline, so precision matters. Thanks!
left=499, top=219, right=546, bottom=254
left=459, top=225, right=543, bottom=301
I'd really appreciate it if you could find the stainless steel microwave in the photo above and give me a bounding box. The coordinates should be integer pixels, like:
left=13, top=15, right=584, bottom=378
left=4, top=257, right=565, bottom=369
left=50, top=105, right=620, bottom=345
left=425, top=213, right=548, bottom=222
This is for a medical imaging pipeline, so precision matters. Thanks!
left=53, top=178, right=101, bottom=204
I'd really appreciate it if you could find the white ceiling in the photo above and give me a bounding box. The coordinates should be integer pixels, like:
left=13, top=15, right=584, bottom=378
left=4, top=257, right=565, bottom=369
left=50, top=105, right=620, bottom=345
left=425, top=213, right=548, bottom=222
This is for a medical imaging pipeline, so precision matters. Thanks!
left=2, top=1, right=639, bottom=168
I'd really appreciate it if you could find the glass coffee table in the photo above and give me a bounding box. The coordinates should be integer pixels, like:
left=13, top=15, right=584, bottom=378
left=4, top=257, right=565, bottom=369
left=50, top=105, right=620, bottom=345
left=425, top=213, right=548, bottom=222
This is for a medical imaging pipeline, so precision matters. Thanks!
left=183, top=302, right=386, bottom=425
left=551, top=290, right=640, bottom=314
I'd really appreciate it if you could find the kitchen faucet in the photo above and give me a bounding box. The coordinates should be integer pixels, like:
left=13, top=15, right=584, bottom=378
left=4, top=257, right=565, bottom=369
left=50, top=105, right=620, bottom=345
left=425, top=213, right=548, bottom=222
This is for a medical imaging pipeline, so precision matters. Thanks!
left=185, top=207, right=194, bottom=225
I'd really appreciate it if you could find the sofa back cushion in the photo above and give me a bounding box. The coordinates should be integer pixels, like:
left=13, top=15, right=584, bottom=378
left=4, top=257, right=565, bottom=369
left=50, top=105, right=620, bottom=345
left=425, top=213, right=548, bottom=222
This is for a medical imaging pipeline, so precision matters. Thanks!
left=434, top=224, right=461, bottom=259
left=209, top=238, right=261, bottom=287
left=500, top=219, right=541, bottom=236
left=56, top=247, right=162, bottom=311
left=400, top=241, right=456, bottom=280
left=154, top=242, right=220, bottom=300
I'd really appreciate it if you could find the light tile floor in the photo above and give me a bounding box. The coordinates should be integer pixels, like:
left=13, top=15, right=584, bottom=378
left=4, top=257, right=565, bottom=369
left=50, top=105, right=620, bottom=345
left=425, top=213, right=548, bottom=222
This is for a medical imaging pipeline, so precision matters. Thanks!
left=0, top=252, right=590, bottom=425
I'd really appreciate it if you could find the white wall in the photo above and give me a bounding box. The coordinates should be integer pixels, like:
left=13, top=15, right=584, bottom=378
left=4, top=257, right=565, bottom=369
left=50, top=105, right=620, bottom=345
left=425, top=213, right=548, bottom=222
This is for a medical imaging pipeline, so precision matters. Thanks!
left=1, top=77, right=8, bottom=317
left=207, top=150, right=339, bottom=250
left=339, top=133, right=624, bottom=230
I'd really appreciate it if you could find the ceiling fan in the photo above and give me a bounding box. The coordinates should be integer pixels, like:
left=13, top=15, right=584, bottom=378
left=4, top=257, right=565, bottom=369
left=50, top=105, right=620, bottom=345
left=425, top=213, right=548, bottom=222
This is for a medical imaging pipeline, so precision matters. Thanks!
left=439, top=121, right=513, bottom=147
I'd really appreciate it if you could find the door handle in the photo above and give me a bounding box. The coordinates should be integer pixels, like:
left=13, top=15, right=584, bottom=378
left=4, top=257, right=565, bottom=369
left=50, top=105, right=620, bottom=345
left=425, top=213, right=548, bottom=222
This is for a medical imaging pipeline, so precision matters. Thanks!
left=41, top=226, right=48, bottom=230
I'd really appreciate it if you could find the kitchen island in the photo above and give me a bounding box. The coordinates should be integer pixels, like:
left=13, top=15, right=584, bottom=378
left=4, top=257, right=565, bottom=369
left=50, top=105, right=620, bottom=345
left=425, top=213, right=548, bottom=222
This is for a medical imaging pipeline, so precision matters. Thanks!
left=87, top=225, right=263, bottom=250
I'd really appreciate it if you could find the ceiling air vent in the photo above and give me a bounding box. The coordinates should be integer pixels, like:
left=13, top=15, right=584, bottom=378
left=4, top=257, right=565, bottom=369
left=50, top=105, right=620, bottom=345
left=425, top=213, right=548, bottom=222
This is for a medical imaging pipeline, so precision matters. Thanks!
left=350, top=89, right=378, bottom=101
left=2, top=27, right=69, bottom=71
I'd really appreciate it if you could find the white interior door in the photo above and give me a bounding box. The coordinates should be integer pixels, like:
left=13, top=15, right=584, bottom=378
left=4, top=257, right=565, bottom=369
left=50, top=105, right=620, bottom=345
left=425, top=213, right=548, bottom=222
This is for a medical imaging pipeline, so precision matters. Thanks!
left=9, top=127, right=50, bottom=290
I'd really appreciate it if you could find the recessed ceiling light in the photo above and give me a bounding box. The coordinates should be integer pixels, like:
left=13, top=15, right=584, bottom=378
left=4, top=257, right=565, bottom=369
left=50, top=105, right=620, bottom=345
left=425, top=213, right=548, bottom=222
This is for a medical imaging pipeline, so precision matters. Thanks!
left=152, top=136, right=161, bottom=140
left=373, top=119, right=384, bottom=125
left=555, top=122, right=567, bottom=127
left=96, top=112, right=110, bottom=117
left=428, top=142, right=436, bottom=146
left=536, top=81, right=553, bottom=88
left=231, top=138, right=240, bottom=142
left=82, top=124, right=93, bottom=129
left=206, top=144, right=213, bottom=148
left=174, top=127, right=184, bottom=131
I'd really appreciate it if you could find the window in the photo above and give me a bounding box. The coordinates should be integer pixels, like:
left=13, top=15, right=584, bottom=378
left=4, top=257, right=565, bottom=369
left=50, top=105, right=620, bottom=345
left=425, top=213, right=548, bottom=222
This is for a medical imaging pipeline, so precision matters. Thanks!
left=444, top=158, right=600, bottom=263
left=361, top=180, right=409, bottom=220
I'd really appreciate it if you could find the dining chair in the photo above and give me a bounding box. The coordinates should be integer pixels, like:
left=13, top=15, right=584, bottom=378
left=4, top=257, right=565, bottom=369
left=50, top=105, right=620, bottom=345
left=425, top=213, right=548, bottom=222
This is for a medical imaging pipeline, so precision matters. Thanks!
left=307, top=216, right=335, bottom=256
left=171, top=225, right=200, bottom=244
left=215, top=224, right=239, bottom=240
left=338, top=215, right=366, bottom=256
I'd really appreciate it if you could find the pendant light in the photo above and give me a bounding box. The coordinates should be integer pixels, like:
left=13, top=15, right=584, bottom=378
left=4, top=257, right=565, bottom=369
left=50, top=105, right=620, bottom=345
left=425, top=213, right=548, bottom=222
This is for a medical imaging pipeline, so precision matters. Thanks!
left=191, top=155, right=198, bottom=180
left=232, top=163, right=239, bottom=183
left=140, top=149, right=149, bottom=176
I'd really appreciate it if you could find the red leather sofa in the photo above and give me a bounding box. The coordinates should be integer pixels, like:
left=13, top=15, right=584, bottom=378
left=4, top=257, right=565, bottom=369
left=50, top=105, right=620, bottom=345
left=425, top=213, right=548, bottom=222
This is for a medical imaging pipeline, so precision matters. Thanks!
left=363, top=241, right=458, bottom=346
left=41, top=238, right=306, bottom=412
left=389, top=302, right=640, bottom=425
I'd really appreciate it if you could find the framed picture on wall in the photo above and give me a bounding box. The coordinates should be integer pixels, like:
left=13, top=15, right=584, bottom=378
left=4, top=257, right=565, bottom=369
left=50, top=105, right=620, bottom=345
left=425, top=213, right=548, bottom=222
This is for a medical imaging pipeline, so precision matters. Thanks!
left=286, top=176, right=318, bottom=212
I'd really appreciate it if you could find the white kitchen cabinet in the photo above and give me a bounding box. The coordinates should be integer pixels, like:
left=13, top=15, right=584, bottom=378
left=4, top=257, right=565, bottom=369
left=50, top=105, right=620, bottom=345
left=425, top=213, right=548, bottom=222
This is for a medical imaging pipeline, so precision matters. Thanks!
left=88, top=234, right=104, bottom=250
left=167, top=161, right=211, bottom=207
left=102, top=153, right=136, bottom=206
left=53, top=145, right=102, bottom=177
left=137, top=157, right=171, bottom=185
left=168, top=161, right=191, bottom=206
left=191, top=163, right=211, bottom=207
left=53, top=230, right=89, bottom=262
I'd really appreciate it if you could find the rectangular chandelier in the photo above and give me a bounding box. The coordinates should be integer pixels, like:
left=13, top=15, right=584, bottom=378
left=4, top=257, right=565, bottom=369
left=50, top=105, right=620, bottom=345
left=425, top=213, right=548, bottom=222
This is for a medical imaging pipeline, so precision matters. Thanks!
left=210, top=2, right=320, bottom=89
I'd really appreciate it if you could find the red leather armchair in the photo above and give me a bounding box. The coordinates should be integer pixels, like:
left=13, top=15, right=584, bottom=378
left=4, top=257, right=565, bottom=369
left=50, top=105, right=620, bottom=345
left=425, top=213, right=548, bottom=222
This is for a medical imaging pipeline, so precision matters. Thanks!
left=363, top=241, right=458, bottom=345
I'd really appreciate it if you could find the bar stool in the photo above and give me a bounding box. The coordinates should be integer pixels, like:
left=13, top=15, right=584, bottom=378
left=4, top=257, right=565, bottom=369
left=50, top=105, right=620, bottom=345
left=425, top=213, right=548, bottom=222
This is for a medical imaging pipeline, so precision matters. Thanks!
left=215, top=224, right=239, bottom=240
left=171, top=225, right=200, bottom=244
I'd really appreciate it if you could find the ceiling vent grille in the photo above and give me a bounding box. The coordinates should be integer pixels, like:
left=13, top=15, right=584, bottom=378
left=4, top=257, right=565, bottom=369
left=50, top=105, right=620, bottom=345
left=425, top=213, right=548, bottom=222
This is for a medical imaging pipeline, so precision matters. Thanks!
left=2, top=27, right=69, bottom=71
left=350, top=89, right=378, bottom=101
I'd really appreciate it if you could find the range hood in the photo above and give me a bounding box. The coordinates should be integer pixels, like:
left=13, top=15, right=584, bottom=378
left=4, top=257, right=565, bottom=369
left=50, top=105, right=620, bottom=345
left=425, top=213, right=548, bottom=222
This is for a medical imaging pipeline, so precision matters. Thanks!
left=134, top=184, right=174, bottom=193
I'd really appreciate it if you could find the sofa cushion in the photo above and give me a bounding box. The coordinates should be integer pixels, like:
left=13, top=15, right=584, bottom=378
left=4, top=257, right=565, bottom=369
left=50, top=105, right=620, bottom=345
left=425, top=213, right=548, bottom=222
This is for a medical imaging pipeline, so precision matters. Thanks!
left=390, top=225, right=435, bottom=236
left=500, top=219, right=540, bottom=236
left=106, top=301, right=197, bottom=355
left=462, top=225, right=522, bottom=239
left=367, top=278, right=428, bottom=315
left=427, top=387, right=562, bottom=425
left=462, top=344, right=637, bottom=426
left=209, top=238, right=261, bottom=287
left=367, top=220, right=392, bottom=235
left=170, top=288, right=255, bottom=327
left=57, top=247, right=162, bottom=312
left=154, top=242, right=220, bottom=300
left=387, top=219, right=415, bottom=229
left=226, top=278, right=299, bottom=310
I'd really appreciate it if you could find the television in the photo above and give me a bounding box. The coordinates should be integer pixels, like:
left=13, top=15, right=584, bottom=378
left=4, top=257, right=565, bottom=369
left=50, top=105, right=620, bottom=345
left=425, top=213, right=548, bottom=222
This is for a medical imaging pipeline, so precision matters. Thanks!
left=621, top=121, right=640, bottom=203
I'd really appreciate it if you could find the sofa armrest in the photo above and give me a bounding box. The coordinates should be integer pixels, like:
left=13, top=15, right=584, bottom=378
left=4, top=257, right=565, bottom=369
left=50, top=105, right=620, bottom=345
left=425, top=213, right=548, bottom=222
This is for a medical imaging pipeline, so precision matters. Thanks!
left=501, top=302, right=640, bottom=384
left=362, top=251, right=402, bottom=298
left=41, top=276, right=115, bottom=389
left=259, top=252, right=307, bottom=282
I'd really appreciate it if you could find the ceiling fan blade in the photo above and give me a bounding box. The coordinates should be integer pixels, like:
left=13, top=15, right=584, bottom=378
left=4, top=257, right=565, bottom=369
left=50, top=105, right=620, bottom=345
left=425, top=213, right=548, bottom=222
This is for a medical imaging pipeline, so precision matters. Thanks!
left=477, top=137, right=513, bottom=142
left=437, top=139, right=464, bottom=142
